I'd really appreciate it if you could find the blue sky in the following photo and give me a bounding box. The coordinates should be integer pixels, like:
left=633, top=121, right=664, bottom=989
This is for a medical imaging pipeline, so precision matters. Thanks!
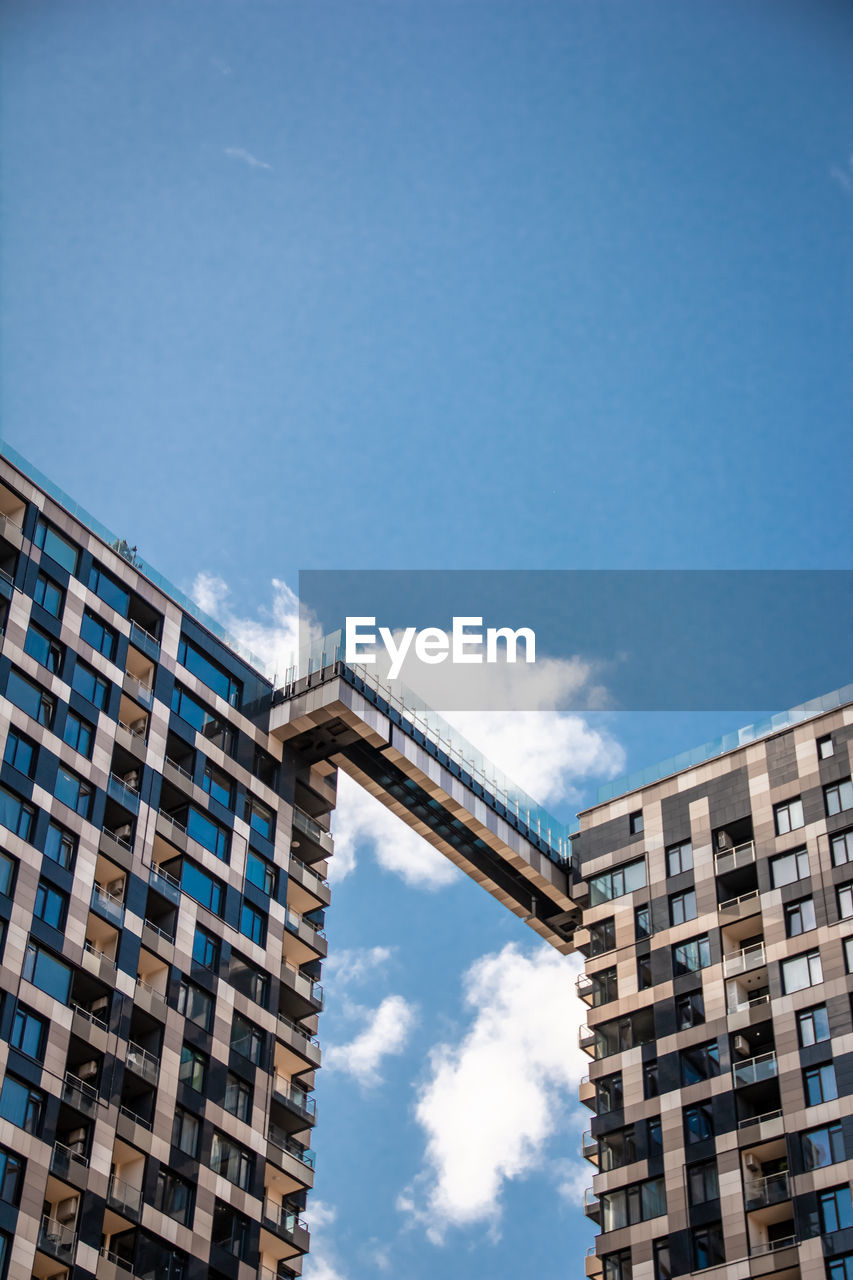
left=2, top=2, right=852, bottom=1277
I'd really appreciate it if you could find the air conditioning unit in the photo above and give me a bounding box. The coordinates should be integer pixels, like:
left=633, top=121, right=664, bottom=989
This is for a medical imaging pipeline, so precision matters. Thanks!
left=745, top=1154, right=761, bottom=1173
left=131, top=718, right=147, bottom=734
left=47, top=1271, right=68, bottom=1280
left=108, top=877, right=125, bottom=897
left=90, top=996, right=109, bottom=1017
left=77, top=1060, right=98, bottom=1080
left=115, top=824, right=132, bottom=840
left=123, top=770, right=139, bottom=788
left=55, top=1197, right=78, bottom=1224
left=733, top=1035, right=751, bottom=1057
left=716, top=830, right=733, bottom=850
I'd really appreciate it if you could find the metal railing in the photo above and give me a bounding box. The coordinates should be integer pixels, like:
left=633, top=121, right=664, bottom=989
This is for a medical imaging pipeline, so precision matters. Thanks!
left=727, top=991, right=770, bottom=1014
left=149, top=863, right=181, bottom=890
left=745, top=1171, right=791, bottom=1210
left=733, top=1050, right=778, bottom=1087
left=277, top=1010, right=321, bottom=1049
left=124, top=672, right=154, bottom=706
left=118, top=717, right=146, bottom=739
left=136, top=975, right=167, bottom=1002
left=101, top=823, right=134, bottom=850
left=723, top=940, right=766, bottom=976
left=262, top=1198, right=307, bottom=1237
left=130, top=619, right=161, bottom=655
left=39, top=1215, right=77, bottom=1259
left=157, top=808, right=188, bottom=836
left=126, top=1040, right=160, bottom=1083
left=285, top=907, right=327, bottom=942
left=143, top=918, right=175, bottom=943
left=100, top=1246, right=137, bottom=1273
left=91, top=883, right=125, bottom=921
left=289, top=853, right=330, bottom=890
left=281, top=961, right=323, bottom=1005
left=118, top=1104, right=153, bottom=1131
left=737, top=1108, right=783, bottom=1130
left=164, top=755, right=193, bottom=780
left=71, top=1002, right=109, bottom=1031
left=107, top=1172, right=144, bottom=1216
left=292, top=806, right=327, bottom=845
left=52, top=1139, right=89, bottom=1173
left=83, top=940, right=117, bottom=968
left=273, top=1074, right=317, bottom=1118
left=750, top=1236, right=797, bottom=1256
left=63, top=1071, right=99, bottom=1110
left=714, top=839, right=756, bottom=871
left=268, top=1124, right=317, bottom=1168
left=109, top=770, right=140, bottom=798
left=718, top=888, right=760, bottom=912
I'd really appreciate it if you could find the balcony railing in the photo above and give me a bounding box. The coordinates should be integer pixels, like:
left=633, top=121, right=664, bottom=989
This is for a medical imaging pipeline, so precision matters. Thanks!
left=727, top=991, right=770, bottom=1015
left=130, top=620, right=161, bottom=658
left=51, top=1140, right=89, bottom=1178
left=262, top=1198, right=308, bottom=1239
left=164, top=755, right=193, bottom=780
left=63, top=1070, right=99, bottom=1113
left=108, top=1173, right=144, bottom=1217
left=273, top=1074, right=317, bottom=1119
left=102, top=822, right=134, bottom=851
left=91, top=883, right=125, bottom=923
left=289, top=854, right=330, bottom=890
left=714, top=839, right=755, bottom=871
left=71, top=1002, right=109, bottom=1032
left=157, top=808, right=188, bottom=837
left=126, top=1040, right=161, bottom=1084
left=292, top=807, right=327, bottom=845
left=749, top=1235, right=798, bottom=1257
left=125, top=672, right=155, bottom=707
left=745, top=1171, right=791, bottom=1211
left=737, top=1108, right=783, bottom=1130
left=143, top=918, right=175, bottom=943
left=136, top=975, right=168, bottom=1003
left=581, top=1130, right=598, bottom=1162
left=583, top=1187, right=600, bottom=1221
left=100, top=1246, right=137, bottom=1273
left=719, top=888, right=760, bottom=913
left=733, top=1050, right=778, bottom=1088
left=268, top=1124, right=316, bottom=1168
left=118, top=1104, right=153, bottom=1132
left=285, top=907, right=327, bottom=943
left=277, top=1010, right=321, bottom=1050
left=723, top=940, right=766, bottom=977
left=39, top=1215, right=77, bottom=1261
left=118, top=717, right=146, bottom=739
left=281, top=962, right=323, bottom=1006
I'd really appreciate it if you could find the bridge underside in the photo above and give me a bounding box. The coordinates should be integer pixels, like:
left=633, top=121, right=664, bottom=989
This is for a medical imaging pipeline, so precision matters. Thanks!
left=270, top=671, right=580, bottom=953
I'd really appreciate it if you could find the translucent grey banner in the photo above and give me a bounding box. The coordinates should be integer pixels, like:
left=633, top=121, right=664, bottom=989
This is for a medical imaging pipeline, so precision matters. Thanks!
left=296, top=570, right=852, bottom=712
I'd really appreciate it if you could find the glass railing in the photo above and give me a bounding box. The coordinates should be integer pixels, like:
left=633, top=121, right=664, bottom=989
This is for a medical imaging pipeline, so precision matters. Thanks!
left=273, top=1075, right=317, bottom=1117
left=39, top=1215, right=77, bottom=1260
left=107, top=1172, right=144, bottom=1216
left=723, top=941, right=766, bottom=976
left=745, top=1171, right=790, bottom=1210
left=733, top=1050, right=778, bottom=1087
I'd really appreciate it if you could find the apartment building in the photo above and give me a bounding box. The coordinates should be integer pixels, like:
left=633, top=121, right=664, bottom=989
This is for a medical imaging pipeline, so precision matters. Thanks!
left=575, top=700, right=853, bottom=1280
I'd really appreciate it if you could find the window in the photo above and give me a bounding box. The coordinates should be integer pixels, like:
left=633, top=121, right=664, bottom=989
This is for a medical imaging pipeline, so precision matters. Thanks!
left=803, top=1122, right=845, bottom=1170
left=600, top=1177, right=665, bottom=1231
left=829, top=1256, right=853, bottom=1280
left=603, top=1250, right=632, bottom=1280
left=35, top=519, right=79, bottom=573
left=672, top=934, right=711, bottom=975
left=786, top=896, right=816, bottom=936
left=832, top=830, right=853, bottom=867
left=192, top=925, right=220, bottom=971
left=224, top=1073, right=252, bottom=1123
left=229, top=952, right=270, bottom=1008
left=629, top=811, right=643, bottom=834
left=693, top=1222, right=725, bottom=1270
left=6, top=669, right=55, bottom=726
left=599, top=1125, right=636, bottom=1172
left=177, top=979, right=213, bottom=1031
left=634, top=903, right=651, bottom=940
left=0, top=1146, right=24, bottom=1206
left=231, top=1011, right=263, bottom=1065
left=246, top=795, right=274, bottom=841
left=667, top=840, right=692, bottom=876
left=647, top=1117, right=662, bottom=1157
left=595, top=1073, right=623, bottom=1114
left=676, top=991, right=705, bottom=1030
left=178, top=636, right=242, bottom=707
left=804, top=1062, right=838, bottom=1106
left=637, top=956, right=652, bottom=991
left=45, top=819, right=76, bottom=869
left=590, top=858, right=646, bottom=906
left=687, top=1159, right=719, bottom=1204
left=684, top=1103, right=713, bottom=1144
left=826, top=779, right=853, bottom=817
left=34, top=880, right=68, bottom=930
left=171, top=1106, right=200, bottom=1158
left=63, top=709, right=94, bottom=758
left=212, top=1199, right=251, bottom=1259
left=210, top=1131, right=253, bottom=1189
left=186, top=805, right=229, bottom=860
left=246, top=849, right=276, bottom=896
left=24, top=623, right=63, bottom=674
left=818, top=735, right=834, bottom=759
left=589, top=966, right=618, bottom=1005
left=781, top=949, right=823, bottom=994
left=0, top=785, right=34, bottom=841
left=3, top=728, right=36, bottom=777
left=80, top=609, right=117, bottom=660
left=240, top=900, right=266, bottom=946
left=88, top=562, right=129, bottom=615
left=588, top=916, right=615, bottom=955
left=681, top=1040, right=720, bottom=1086
left=171, top=684, right=236, bottom=754
left=155, top=1167, right=194, bottom=1226
left=820, top=1186, right=853, bottom=1233
left=180, top=861, right=224, bottom=915
left=839, top=884, right=853, bottom=920
left=643, top=1061, right=659, bottom=1100
left=34, top=571, right=64, bottom=618
left=54, top=764, right=93, bottom=817
left=669, top=888, right=697, bottom=926
left=770, top=846, right=810, bottom=887
left=653, top=1239, right=672, bottom=1280
left=11, top=1005, right=47, bottom=1058
left=774, top=797, right=804, bottom=835
left=0, top=850, right=16, bottom=897
left=253, top=746, right=278, bottom=788
left=179, top=1043, right=208, bottom=1092
left=798, top=1005, right=830, bottom=1047
left=0, top=1075, right=44, bottom=1134
left=202, top=761, right=233, bottom=808
left=72, top=660, right=109, bottom=709
left=23, top=941, right=71, bottom=1002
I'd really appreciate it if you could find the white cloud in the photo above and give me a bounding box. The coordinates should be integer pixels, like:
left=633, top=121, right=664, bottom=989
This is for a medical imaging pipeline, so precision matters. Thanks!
left=223, top=145, right=272, bottom=170
left=301, top=1202, right=347, bottom=1280
left=325, top=994, right=417, bottom=1087
left=332, top=771, right=459, bottom=888
left=190, top=572, right=300, bottom=680
left=398, top=942, right=587, bottom=1241
left=324, top=945, right=395, bottom=988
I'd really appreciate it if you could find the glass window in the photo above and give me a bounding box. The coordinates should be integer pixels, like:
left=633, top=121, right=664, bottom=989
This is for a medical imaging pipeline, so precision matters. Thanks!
left=231, top=1011, right=263, bottom=1065
left=34, top=519, right=79, bottom=574
left=63, top=709, right=94, bottom=758
left=804, top=1062, right=838, bottom=1106
left=839, top=884, right=853, bottom=920
left=240, top=900, right=266, bottom=946
left=229, top=952, right=270, bottom=1008
left=155, top=1167, right=194, bottom=1226
left=253, top=747, right=278, bottom=788
left=11, top=1005, right=47, bottom=1059
left=667, top=841, right=692, bottom=876
left=186, top=805, right=230, bottom=861
left=246, top=795, right=274, bottom=841
left=0, top=1074, right=44, bottom=1134
left=24, top=623, right=63, bottom=674
left=781, top=949, right=823, bottom=994
left=770, top=846, right=810, bottom=886
left=588, top=916, right=616, bottom=954
left=171, top=1106, right=200, bottom=1158
left=202, top=761, right=233, bottom=808
left=177, top=979, right=213, bottom=1031
left=179, top=1043, right=208, bottom=1092
left=88, top=562, right=129, bottom=615
left=687, top=1159, right=719, bottom=1204
left=820, top=1186, right=853, bottom=1234
left=828, top=1256, right=853, bottom=1280
left=669, top=889, right=697, bottom=926
left=653, top=1240, right=672, bottom=1280
left=80, top=609, right=117, bottom=660
left=34, top=880, right=68, bottom=930
left=246, top=850, right=276, bottom=896
left=803, top=1122, right=845, bottom=1169
left=637, top=956, right=652, bottom=991
left=0, top=1146, right=24, bottom=1206
left=818, top=735, right=834, bottom=759
left=832, top=830, right=853, bottom=867
left=634, top=904, right=650, bottom=940
left=590, top=858, right=646, bottom=906
left=171, top=684, right=236, bottom=754
left=826, top=779, right=853, bottom=817
left=54, top=764, right=93, bottom=818
left=3, top=728, right=36, bottom=777
left=601, top=1177, right=665, bottom=1232
left=684, top=1103, right=713, bottom=1144
left=595, top=1073, right=622, bottom=1114
left=672, top=934, right=711, bottom=975
left=210, top=1131, right=253, bottom=1189
left=693, top=1223, right=725, bottom=1270
left=180, top=861, right=224, bottom=915
left=44, top=820, right=76, bottom=869
left=178, top=636, right=242, bottom=707
left=212, top=1199, right=251, bottom=1259
left=72, top=660, right=109, bottom=709
left=798, top=1005, right=830, bottom=1046
left=6, top=669, right=55, bottom=726
left=629, top=811, right=643, bottom=834
left=23, top=941, right=71, bottom=1003
left=603, top=1250, right=632, bottom=1280
left=774, top=797, right=804, bottom=835
left=34, top=571, right=64, bottom=618
left=0, top=785, right=34, bottom=841
left=676, top=991, right=705, bottom=1030
left=224, top=1073, right=252, bottom=1123
left=681, top=1041, right=720, bottom=1086
left=785, top=896, right=816, bottom=936
left=647, top=1117, right=662, bottom=1157
left=192, top=925, right=220, bottom=971
left=0, top=850, right=16, bottom=897
left=643, top=1061, right=659, bottom=1100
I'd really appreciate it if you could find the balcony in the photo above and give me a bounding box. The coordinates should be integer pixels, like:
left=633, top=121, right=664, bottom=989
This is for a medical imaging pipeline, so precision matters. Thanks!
left=63, top=1070, right=100, bottom=1116
left=585, top=1246, right=603, bottom=1278
left=578, top=1025, right=597, bottom=1057
left=276, top=1011, right=322, bottom=1069
left=91, top=883, right=126, bottom=925
left=583, top=1187, right=600, bottom=1223
left=724, top=941, right=766, bottom=977
left=746, top=1172, right=791, bottom=1213
left=734, top=1051, right=778, bottom=1088
left=280, top=962, right=324, bottom=1013
left=130, top=620, right=160, bottom=660
left=261, top=1198, right=310, bottom=1250
left=581, top=1130, right=598, bottom=1164
left=715, top=840, right=756, bottom=873
left=292, top=807, right=334, bottom=858
left=719, top=889, right=761, bottom=919
left=38, top=1216, right=77, bottom=1264
left=107, top=772, right=141, bottom=814
left=51, top=1140, right=89, bottom=1183
left=579, top=1076, right=596, bottom=1110
left=107, top=1173, right=143, bottom=1219
left=123, top=671, right=154, bottom=710
left=273, top=1075, right=317, bottom=1123
left=125, top=1040, right=160, bottom=1085
left=287, top=854, right=332, bottom=908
